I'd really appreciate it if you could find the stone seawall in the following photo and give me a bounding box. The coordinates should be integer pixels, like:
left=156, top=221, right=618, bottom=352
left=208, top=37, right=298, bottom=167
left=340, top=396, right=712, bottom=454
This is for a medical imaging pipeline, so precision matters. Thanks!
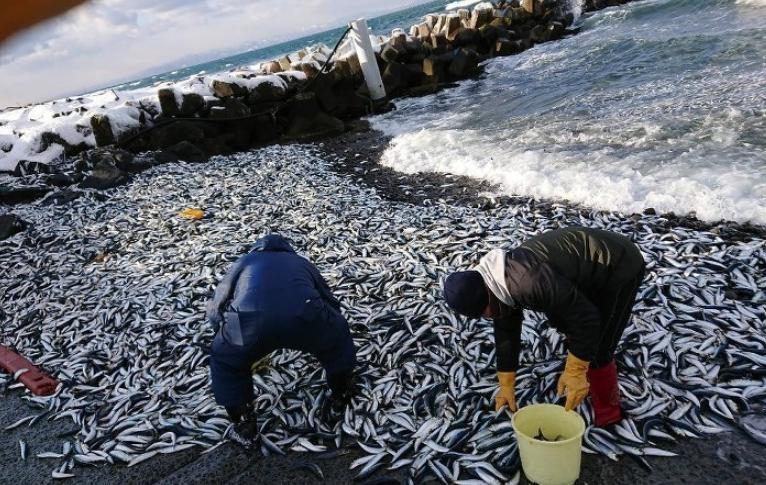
left=0, top=0, right=635, bottom=212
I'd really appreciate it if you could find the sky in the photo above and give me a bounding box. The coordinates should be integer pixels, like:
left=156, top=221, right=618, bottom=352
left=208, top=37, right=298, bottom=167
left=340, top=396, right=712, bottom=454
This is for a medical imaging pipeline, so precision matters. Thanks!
left=0, top=0, right=428, bottom=109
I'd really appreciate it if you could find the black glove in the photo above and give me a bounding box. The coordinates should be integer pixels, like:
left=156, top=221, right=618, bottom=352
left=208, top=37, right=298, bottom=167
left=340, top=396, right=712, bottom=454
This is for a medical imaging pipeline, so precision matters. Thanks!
left=226, top=403, right=258, bottom=451
left=327, top=371, right=354, bottom=411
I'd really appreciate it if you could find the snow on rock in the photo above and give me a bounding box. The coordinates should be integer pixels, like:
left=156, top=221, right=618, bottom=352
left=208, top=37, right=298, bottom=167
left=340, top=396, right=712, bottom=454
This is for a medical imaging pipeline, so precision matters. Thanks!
left=0, top=57, right=314, bottom=173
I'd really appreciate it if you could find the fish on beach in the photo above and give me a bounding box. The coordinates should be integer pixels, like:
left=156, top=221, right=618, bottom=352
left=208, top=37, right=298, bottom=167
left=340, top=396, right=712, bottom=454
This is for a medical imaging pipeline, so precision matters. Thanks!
left=0, top=146, right=763, bottom=482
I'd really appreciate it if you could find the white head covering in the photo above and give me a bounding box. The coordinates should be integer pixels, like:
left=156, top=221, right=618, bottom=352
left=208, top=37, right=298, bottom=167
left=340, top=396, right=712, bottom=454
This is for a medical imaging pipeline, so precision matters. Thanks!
left=474, top=249, right=515, bottom=308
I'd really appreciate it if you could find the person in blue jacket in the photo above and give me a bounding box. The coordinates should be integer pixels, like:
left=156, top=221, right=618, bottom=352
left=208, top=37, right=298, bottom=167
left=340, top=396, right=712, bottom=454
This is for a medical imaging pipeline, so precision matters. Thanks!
left=206, top=234, right=357, bottom=450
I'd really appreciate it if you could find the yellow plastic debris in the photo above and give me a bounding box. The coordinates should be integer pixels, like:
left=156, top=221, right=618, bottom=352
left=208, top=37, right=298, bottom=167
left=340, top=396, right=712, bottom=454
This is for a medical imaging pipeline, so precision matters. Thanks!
left=179, top=208, right=205, bottom=220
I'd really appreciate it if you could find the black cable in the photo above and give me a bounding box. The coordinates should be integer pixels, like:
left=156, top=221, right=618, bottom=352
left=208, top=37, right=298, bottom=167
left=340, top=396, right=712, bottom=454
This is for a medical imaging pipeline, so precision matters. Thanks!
left=299, top=26, right=352, bottom=93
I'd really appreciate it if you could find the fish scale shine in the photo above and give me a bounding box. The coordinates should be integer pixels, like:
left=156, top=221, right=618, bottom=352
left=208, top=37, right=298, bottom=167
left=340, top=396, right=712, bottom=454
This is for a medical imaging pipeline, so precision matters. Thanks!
left=0, top=145, right=764, bottom=481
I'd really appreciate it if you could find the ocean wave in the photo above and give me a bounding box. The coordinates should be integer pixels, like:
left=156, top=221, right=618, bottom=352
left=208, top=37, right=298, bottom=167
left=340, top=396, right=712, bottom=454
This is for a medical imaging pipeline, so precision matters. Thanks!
left=371, top=0, right=766, bottom=224
left=445, top=0, right=482, bottom=10
left=378, top=126, right=766, bottom=223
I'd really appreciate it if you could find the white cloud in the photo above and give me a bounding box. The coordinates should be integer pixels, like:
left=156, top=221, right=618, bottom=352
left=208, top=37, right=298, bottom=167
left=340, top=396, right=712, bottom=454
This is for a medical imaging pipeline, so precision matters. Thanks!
left=0, top=0, right=428, bottom=108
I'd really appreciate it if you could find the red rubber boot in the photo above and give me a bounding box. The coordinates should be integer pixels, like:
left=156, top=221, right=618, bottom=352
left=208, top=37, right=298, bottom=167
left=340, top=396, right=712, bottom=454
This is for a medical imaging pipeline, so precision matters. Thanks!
left=587, top=360, right=623, bottom=427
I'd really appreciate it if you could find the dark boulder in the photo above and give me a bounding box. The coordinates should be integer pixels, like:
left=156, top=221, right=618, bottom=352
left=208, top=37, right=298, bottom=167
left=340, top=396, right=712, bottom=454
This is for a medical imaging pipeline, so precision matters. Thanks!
left=495, top=38, right=515, bottom=56
left=40, top=189, right=83, bottom=206
left=148, top=120, right=208, bottom=150
left=79, top=161, right=129, bottom=190
left=0, top=186, right=51, bottom=204
left=381, top=44, right=405, bottom=64
left=405, top=37, right=426, bottom=56
left=448, top=49, right=481, bottom=80
left=0, top=214, right=26, bottom=240
left=284, top=92, right=345, bottom=141
left=382, top=62, right=413, bottom=97
left=211, top=80, right=248, bottom=98
left=548, top=21, right=565, bottom=40
left=154, top=150, right=179, bottom=164
left=200, top=135, right=233, bottom=156
left=310, top=74, right=370, bottom=120
left=251, top=80, right=287, bottom=103
left=497, top=38, right=528, bottom=55
left=529, top=24, right=549, bottom=43
left=208, top=98, right=250, bottom=120
left=423, top=53, right=454, bottom=81
left=479, top=25, right=509, bottom=48
left=180, top=93, right=205, bottom=117
left=165, top=141, right=207, bottom=163
left=75, top=147, right=138, bottom=173
left=251, top=113, right=283, bottom=144
left=46, top=172, right=83, bottom=187
left=452, top=28, right=481, bottom=48
left=90, top=114, right=116, bottom=147
left=13, top=161, right=51, bottom=176
left=158, top=88, right=180, bottom=117
left=430, top=33, right=450, bottom=53
left=39, top=131, right=90, bottom=157
left=331, top=59, right=354, bottom=81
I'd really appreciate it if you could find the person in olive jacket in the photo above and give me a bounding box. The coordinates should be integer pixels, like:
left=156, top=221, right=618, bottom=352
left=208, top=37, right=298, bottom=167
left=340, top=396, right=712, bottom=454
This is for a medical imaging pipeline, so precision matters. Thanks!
left=443, top=227, right=646, bottom=427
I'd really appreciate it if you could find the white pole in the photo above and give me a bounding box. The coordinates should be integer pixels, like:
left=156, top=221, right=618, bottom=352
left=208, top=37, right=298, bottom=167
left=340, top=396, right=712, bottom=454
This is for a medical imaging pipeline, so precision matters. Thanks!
left=349, top=18, right=387, bottom=101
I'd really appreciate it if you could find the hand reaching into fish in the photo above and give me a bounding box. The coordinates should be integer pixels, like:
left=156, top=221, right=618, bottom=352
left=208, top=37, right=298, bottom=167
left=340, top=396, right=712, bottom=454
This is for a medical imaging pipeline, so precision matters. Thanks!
left=557, top=352, right=590, bottom=411
left=495, top=371, right=518, bottom=412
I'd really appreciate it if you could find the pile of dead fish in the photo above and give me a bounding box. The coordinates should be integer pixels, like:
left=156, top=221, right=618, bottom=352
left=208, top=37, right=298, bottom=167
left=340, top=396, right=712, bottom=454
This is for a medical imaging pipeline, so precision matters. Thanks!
left=1, top=146, right=765, bottom=482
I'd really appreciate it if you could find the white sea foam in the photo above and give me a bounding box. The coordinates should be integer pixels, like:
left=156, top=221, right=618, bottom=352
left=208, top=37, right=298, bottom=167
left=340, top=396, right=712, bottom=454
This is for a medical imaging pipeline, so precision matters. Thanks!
left=445, top=0, right=482, bottom=11
left=372, top=0, right=766, bottom=224
left=378, top=127, right=766, bottom=224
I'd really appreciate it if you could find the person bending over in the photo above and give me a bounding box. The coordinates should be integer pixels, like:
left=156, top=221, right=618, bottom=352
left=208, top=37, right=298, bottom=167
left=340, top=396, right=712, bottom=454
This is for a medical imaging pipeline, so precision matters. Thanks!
left=207, top=234, right=356, bottom=449
left=444, top=227, right=645, bottom=427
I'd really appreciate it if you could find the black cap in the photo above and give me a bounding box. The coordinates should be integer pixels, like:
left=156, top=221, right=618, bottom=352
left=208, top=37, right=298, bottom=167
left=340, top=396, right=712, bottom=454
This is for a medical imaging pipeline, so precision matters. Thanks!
left=443, top=271, right=488, bottom=319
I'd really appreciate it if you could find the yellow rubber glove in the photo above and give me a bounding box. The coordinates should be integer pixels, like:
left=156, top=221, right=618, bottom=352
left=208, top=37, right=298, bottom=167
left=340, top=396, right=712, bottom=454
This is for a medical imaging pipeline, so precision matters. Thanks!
left=557, top=352, right=590, bottom=411
left=495, top=371, right=517, bottom=412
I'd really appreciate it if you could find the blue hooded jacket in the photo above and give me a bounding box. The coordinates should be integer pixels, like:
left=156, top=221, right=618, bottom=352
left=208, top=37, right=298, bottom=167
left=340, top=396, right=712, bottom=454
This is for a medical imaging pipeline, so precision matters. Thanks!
left=206, top=234, right=341, bottom=334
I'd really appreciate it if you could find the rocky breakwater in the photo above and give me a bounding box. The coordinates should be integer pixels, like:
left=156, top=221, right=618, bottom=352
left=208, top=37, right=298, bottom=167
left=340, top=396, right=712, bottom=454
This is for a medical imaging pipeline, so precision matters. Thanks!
left=0, top=0, right=635, bottom=240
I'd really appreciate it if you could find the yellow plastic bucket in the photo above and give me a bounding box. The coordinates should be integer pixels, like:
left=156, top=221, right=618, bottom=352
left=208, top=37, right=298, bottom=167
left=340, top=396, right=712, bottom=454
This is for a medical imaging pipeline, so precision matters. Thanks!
left=512, top=404, right=586, bottom=485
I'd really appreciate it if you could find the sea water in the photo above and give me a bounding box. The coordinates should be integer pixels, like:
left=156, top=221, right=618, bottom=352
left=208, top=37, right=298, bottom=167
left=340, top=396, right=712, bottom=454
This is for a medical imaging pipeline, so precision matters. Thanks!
left=372, top=0, right=766, bottom=224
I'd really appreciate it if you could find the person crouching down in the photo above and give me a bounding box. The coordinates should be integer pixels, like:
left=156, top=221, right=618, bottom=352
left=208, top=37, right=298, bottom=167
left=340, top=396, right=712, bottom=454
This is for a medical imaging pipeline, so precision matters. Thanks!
left=206, top=234, right=356, bottom=449
left=443, top=227, right=646, bottom=427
